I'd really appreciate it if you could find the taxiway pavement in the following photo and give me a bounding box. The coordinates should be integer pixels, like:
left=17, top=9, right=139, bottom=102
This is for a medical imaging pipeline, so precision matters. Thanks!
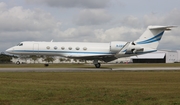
left=0, top=67, right=180, bottom=72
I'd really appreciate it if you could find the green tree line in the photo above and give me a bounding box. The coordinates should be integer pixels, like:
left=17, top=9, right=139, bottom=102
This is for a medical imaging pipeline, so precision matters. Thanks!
left=0, top=53, right=14, bottom=63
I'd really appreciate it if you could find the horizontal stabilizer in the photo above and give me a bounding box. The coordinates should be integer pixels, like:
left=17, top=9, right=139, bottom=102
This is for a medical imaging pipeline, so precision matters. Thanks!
left=149, top=26, right=177, bottom=30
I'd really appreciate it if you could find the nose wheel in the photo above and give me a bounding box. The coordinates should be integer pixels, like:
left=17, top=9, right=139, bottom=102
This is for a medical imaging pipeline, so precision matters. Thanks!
left=16, top=61, right=20, bottom=65
left=94, top=63, right=101, bottom=68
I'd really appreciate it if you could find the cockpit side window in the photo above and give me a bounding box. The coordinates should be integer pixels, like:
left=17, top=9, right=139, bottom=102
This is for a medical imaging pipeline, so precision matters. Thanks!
left=17, top=43, right=23, bottom=46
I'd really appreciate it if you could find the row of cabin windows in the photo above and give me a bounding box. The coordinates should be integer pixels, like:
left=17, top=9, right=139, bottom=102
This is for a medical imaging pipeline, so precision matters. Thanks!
left=46, top=46, right=87, bottom=51
left=16, top=43, right=87, bottom=51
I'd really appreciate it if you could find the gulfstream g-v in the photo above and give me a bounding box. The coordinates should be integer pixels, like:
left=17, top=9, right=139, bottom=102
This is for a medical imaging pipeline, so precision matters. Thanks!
left=6, top=26, right=175, bottom=68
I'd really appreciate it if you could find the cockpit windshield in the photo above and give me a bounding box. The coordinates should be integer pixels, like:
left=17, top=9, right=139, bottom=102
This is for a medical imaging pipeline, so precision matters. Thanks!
left=17, top=43, right=23, bottom=46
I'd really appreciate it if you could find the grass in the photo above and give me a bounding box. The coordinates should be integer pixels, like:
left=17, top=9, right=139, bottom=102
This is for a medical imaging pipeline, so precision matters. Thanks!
left=0, top=63, right=180, bottom=68
left=0, top=71, right=180, bottom=105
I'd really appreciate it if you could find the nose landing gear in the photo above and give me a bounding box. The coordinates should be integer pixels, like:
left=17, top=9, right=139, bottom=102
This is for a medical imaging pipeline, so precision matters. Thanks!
left=16, top=61, right=20, bottom=65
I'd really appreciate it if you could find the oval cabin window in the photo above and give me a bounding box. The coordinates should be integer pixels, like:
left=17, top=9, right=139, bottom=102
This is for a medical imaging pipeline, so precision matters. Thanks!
left=54, top=46, right=58, bottom=50
left=61, top=47, right=65, bottom=50
left=68, top=47, right=72, bottom=50
left=46, top=46, right=50, bottom=49
left=76, top=47, right=80, bottom=50
left=83, top=47, right=87, bottom=50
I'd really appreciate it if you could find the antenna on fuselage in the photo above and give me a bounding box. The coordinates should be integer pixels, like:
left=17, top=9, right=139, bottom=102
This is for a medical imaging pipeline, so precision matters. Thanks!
left=51, top=39, right=53, bottom=42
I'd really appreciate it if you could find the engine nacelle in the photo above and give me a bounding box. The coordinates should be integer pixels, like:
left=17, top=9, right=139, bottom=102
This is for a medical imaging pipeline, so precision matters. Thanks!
left=126, top=42, right=144, bottom=53
left=110, top=41, right=127, bottom=52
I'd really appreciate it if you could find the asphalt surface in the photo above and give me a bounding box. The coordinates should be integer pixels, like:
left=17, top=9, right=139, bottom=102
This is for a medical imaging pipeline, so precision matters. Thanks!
left=0, top=67, right=180, bottom=72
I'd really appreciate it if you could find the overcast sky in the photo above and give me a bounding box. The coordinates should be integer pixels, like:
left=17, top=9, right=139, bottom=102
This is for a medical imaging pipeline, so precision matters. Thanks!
left=1, top=0, right=180, bottom=52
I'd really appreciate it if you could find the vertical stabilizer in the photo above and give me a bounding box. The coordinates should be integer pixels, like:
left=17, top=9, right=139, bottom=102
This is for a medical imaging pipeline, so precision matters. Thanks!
left=135, top=26, right=175, bottom=49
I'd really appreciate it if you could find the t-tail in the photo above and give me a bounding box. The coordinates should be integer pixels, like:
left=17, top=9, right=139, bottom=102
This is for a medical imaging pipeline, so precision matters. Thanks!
left=133, top=26, right=176, bottom=53
left=116, top=26, right=176, bottom=57
left=135, top=26, right=176, bottom=49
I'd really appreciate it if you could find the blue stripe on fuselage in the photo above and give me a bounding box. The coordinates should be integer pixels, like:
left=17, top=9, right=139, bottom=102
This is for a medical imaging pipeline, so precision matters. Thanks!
left=13, top=50, right=114, bottom=55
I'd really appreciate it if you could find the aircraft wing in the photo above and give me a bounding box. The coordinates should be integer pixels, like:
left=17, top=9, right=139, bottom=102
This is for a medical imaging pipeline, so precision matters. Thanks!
left=64, top=42, right=133, bottom=62
left=66, top=54, right=117, bottom=62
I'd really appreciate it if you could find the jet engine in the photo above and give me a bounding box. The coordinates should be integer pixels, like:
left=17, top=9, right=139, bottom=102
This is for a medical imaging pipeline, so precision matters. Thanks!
left=126, top=42, right=144, bottom=54
left=110, top=41, right=127, bottom=52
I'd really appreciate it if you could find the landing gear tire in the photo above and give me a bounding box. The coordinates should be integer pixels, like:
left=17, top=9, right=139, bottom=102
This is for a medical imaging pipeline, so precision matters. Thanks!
left=16, top=61, right=20, bottom=65
left=95, top=63, right=101, bottom=68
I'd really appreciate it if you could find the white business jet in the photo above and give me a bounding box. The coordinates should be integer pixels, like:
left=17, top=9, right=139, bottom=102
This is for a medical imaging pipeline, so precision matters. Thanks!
left=6, top=26, right=175, bottom=68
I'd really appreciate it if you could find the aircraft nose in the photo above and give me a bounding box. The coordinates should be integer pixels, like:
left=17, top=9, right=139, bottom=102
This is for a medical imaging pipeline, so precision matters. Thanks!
left=6, top=48, right=13, bottom=54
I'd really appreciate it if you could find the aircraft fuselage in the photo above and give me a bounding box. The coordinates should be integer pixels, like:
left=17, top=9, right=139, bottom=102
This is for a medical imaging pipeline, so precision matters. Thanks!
left=6, top=41, right=127, bottom=58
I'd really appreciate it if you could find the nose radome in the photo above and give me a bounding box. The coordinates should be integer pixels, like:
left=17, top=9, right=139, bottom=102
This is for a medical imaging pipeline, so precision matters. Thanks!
left=6, top=48, right=13, bottom=53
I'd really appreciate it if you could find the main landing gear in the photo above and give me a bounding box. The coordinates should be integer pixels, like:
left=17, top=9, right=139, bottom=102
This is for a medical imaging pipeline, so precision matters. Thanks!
left=95, top=63, right=101, bottom=68
left=93, top=60, right=101, bottom=68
